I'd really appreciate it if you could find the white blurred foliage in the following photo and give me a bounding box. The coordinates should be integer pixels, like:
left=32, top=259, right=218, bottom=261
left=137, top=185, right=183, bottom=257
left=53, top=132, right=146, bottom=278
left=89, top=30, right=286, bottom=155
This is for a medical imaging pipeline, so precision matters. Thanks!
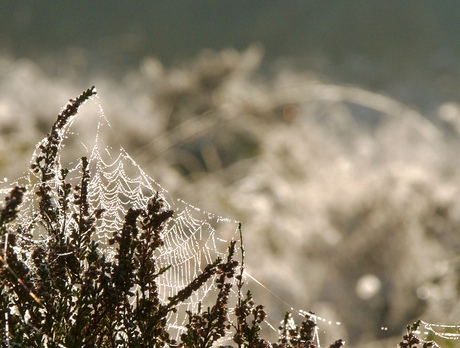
left=1, top=47, right=460, bottom=346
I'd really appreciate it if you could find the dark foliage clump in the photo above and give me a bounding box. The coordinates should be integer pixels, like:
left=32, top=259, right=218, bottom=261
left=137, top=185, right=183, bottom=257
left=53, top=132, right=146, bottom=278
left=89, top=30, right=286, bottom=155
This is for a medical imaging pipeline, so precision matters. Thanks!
left=397, top=321, right=439, bottom=348
left=0, top=87, right=433, bottom=348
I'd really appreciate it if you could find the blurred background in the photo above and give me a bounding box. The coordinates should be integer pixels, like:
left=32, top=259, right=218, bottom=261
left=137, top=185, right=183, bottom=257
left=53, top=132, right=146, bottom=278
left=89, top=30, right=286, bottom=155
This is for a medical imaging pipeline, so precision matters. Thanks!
left=1, top=1, right=460, bottom=346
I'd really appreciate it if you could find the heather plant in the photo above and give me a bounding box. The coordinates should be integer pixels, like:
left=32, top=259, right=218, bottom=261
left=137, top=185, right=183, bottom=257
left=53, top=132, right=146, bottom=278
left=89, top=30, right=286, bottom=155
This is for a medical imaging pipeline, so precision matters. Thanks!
left=397, top=321, right=441, bottom=348
left=0, top=87, right=351, bottom=347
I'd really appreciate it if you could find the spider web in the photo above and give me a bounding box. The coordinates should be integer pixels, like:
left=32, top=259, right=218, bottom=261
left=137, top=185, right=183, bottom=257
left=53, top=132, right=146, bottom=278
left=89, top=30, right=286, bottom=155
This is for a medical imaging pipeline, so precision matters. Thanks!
left=0, top=91, right=242, bottom=342
left=84, top=112, right=242, bottom=337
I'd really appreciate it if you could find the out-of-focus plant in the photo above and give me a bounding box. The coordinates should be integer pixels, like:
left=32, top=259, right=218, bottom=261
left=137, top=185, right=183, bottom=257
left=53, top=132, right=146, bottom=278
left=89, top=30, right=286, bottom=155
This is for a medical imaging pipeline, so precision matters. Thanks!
left=1, top=47, right=460, bottom=346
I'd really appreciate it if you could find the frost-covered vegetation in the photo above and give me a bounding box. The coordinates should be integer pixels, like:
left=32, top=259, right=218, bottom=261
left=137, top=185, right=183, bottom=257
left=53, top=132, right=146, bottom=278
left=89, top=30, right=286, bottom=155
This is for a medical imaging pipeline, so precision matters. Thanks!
left=1, top=48, right=460, bottom=347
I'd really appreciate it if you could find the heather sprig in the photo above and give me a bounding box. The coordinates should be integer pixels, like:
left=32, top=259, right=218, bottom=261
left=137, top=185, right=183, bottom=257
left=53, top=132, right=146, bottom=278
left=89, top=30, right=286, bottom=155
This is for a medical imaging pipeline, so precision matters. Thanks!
left=180, top=242, right=239, bottom=348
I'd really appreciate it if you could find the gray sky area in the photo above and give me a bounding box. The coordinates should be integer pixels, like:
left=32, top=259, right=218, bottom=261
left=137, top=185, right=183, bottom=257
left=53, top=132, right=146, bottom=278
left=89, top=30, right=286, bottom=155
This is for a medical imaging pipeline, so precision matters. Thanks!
left=1, top=1, right=459, bottom=108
